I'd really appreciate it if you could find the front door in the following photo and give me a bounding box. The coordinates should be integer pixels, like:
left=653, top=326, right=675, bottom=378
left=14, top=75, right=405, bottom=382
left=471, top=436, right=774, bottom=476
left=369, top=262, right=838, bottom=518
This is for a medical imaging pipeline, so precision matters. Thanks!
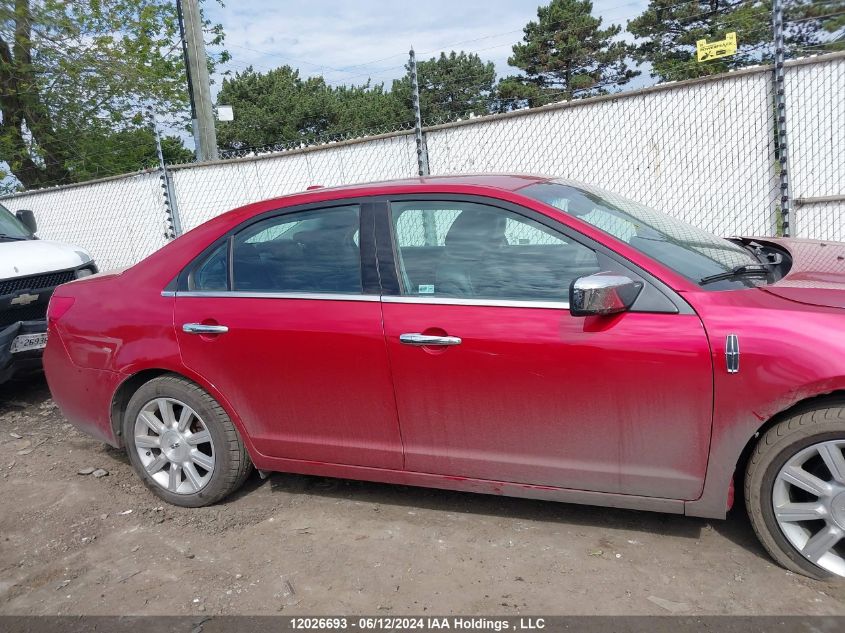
left=380, top=197, right=713, bottom=500
left=175, top=202, right=403, bottom=469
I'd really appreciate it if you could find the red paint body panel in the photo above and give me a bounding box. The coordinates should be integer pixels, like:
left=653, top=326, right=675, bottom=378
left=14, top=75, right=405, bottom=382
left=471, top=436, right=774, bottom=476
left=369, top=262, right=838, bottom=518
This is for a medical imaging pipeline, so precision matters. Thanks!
left=42, top=335, right=122, bottom=445
left=682, top=287, right=845, bottom=516
left=249, top=454, right=684, bottom=514
left=382, top=304, right=712, bottom=499
left=757, top=237, right=845, bottom=307
left=42, top=175, right=845, bottom=519
left=173, top=296, right=403, bottom=468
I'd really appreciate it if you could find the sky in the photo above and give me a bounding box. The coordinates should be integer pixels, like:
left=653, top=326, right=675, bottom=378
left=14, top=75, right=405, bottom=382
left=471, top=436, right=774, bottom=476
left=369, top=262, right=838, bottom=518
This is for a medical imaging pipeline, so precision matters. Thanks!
left=2, top=0, right=652, bottom=190
left=204, top=0, right=650, bottom=96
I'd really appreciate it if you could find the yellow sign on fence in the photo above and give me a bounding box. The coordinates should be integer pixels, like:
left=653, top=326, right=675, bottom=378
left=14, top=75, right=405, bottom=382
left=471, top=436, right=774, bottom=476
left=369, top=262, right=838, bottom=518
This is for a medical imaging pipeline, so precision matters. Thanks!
left=696, top=32, right=738, bottom=62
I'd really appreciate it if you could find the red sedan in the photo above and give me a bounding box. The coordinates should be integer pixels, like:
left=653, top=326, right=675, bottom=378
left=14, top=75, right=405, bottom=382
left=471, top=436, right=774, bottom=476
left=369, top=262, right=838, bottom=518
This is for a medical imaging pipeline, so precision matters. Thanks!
left=45, top=175, right=845, bottom=580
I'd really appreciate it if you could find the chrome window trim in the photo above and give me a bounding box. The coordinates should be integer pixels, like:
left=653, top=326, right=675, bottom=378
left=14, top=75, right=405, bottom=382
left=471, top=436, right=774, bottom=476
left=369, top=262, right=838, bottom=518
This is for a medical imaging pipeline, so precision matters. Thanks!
left=164, top=290, right=380, bottom=302
left=381, top=295, right=570, bottom=310
left=162, top=289, right=569, bottom=308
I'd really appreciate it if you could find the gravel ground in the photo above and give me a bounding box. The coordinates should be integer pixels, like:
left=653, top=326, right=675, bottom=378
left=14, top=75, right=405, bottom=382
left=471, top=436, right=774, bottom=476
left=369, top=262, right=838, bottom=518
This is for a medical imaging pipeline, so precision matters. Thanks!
left=1, top=374, right=844, bottom=616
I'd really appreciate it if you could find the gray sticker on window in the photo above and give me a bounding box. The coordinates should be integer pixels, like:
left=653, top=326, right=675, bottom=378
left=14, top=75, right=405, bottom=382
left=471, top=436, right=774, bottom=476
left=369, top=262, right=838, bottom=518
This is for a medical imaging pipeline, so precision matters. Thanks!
left=418, top=284, right=435, bottom=294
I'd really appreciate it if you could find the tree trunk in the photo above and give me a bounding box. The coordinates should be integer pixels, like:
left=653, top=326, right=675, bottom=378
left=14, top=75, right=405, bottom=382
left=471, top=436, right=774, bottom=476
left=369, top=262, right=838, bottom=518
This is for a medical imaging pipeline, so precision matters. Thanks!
left=0, top=0, right=73, bottom=189
left=565, top=61, right=572, bottom=96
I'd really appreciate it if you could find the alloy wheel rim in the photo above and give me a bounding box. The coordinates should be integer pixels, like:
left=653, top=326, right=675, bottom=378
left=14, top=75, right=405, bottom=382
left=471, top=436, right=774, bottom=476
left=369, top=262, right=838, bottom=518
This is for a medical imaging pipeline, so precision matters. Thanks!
left=772, top=439, right=845, bottom=576
left=133, top=397, right=215, bottom=495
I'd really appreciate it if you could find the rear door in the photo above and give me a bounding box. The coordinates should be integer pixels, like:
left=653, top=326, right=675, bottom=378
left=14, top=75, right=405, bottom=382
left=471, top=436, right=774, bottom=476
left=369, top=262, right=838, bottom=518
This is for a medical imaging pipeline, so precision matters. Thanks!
left=378, top=196, right=713, bottom=500
left=174, top=201, right=404, bottom=469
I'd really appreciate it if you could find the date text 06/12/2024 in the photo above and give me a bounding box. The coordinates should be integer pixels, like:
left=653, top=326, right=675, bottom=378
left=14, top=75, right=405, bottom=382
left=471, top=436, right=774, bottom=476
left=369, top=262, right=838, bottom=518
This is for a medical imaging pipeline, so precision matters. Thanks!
left=289, top=617, right=547, bottom=631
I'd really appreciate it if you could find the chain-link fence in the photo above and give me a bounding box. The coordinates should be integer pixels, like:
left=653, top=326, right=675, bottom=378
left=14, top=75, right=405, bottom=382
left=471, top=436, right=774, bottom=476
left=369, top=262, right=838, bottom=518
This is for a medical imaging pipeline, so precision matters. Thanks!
left=425, top=64, right=782, bottom=239
left=171, top=133, right=419, bottom=232
left=0, top=170, right=170, bottom=270
left=786, top=54, right=845, bottom=239
left=1, top=52, right=843, bottom=271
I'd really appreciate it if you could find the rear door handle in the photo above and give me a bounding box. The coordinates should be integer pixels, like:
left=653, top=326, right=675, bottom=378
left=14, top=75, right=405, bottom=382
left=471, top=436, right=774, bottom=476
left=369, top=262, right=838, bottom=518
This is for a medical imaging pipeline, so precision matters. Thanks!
left=183, top=323, right=229, bottom=335
left=399, top=333, right=462, bottom=346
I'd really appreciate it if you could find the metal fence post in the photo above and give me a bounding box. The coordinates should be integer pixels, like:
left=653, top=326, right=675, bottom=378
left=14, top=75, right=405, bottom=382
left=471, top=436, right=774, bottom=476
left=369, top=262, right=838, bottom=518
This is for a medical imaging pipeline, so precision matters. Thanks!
left=409, top=47, right=437, bottom=245
left=772, top=0, right=791, bottom=237
left=149, top=108, right=183, bottom=239
left=409, top=47, right=430, bottom=177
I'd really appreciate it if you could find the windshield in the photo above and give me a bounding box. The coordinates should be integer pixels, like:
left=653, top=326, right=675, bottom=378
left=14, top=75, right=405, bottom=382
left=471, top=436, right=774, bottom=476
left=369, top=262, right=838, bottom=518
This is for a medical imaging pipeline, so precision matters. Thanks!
left=0, top=203, right=32, bottom=239
left=522, top=180, right=762, bottom=287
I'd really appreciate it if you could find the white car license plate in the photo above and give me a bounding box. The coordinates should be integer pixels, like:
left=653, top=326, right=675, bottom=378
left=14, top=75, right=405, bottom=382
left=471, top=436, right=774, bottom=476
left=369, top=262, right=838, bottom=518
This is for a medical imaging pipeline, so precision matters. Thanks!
left=10, top=332, right=48, bottom=353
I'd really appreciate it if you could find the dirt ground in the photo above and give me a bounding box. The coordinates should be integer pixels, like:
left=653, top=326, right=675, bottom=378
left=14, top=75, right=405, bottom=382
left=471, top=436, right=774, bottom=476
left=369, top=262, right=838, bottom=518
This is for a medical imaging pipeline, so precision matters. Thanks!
left=1, top=375, right=844, bottom=616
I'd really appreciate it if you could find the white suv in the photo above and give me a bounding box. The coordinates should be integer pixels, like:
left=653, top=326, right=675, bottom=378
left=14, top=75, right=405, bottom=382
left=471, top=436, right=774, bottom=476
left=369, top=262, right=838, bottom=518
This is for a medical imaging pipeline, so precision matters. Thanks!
left=0, top=203, right=96, bottom=383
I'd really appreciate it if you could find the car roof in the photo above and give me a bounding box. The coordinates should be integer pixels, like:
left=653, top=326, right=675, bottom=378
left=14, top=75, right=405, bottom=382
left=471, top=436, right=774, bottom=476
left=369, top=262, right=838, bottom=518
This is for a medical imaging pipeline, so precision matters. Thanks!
left=307, top=173, right=552, bottom=194
left=203, top=174, right=557, bottom=232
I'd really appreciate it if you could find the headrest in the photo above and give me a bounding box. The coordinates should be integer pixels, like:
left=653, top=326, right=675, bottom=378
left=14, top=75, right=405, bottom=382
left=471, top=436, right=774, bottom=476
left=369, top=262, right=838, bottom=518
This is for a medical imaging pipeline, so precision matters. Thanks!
left=445, top=209, right=507, bottom=246
left=296, top=213, right=358, bottom=247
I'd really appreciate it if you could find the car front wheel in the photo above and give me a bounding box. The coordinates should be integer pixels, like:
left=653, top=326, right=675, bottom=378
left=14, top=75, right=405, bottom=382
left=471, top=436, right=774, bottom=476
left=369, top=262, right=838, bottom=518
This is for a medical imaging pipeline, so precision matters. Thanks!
left=745, top=403, right=845, bottom=579
left=123, top=374, right=253, bottom=507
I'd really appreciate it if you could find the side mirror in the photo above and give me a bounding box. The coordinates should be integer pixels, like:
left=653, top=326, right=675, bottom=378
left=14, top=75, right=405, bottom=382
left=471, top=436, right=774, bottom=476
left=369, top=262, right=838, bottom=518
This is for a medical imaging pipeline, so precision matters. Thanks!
left=569, top=272, right=644, bottom=317
left=16, top=209, right=36, bottom=234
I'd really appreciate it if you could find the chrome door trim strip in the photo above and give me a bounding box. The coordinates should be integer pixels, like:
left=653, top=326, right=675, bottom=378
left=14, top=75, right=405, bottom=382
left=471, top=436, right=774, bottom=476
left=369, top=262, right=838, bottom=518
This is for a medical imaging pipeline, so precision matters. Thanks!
left=164, top=290, right=381, bottom=302
left=382, top=295, right=571, bottom=310
left=163, top=290, right=570, bottom=309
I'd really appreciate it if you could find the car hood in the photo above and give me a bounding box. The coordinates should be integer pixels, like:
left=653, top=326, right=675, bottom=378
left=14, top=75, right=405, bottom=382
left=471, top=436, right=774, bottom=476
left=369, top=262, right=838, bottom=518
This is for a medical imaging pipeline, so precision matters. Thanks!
left=0, top=239, right=93, bottom=280
left=755, top=238, right=845, bottom=308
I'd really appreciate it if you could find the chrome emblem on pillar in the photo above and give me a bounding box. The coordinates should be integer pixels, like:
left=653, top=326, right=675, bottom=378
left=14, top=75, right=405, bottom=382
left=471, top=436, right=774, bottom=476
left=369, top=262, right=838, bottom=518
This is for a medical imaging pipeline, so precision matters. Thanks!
left=726, top=334, right=740, bottom=374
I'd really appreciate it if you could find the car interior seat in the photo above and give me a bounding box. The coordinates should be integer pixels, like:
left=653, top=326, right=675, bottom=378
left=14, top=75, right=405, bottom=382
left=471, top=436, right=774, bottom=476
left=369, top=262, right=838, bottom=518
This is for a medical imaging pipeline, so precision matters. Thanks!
left=294, top=212, right=361, bottom=292
left=435, top=209, right=508, bottom=297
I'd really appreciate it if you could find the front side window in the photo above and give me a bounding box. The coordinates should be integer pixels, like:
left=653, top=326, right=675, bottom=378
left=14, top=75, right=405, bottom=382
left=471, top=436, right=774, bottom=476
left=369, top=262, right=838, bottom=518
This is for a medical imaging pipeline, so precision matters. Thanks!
left=391, top=201, right=599, bottom=301
left=189, top=205, right=362, bottom=294
left=521, top=180, right=764, bottom=288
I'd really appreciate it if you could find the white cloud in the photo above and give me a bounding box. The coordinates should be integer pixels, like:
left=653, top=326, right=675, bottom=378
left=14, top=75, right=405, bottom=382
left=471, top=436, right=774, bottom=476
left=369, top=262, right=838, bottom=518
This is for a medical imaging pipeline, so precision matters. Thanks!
left=206, top=0, right=648, bottom=93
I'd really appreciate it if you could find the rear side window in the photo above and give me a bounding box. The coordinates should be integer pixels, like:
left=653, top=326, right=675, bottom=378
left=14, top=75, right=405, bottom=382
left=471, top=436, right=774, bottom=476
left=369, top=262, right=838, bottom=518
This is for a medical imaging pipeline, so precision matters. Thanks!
left=188, top=205, right=362, bottom=294
left=191, top=242, right=228, bottom=291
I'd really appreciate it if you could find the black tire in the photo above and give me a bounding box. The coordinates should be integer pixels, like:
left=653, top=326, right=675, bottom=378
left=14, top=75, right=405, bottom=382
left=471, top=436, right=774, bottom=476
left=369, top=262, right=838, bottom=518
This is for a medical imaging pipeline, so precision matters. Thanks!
left=123, top=374, right=253, bottom=507
left=745, top=403, right=845, bottom=580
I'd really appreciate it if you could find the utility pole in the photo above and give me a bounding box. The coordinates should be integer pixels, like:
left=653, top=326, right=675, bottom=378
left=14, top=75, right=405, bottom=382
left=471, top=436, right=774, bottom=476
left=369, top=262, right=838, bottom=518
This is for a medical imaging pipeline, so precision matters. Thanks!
left=772, top=0, right=791, bottom=236
left=177, top=0, right=219, bottom=162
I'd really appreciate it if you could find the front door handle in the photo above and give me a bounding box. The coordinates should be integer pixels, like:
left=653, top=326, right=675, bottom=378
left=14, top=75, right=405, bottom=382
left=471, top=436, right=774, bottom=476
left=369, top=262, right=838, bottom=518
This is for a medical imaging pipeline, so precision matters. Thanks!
left=183, top=323, right=229, bottom=335
left=399, top=333, right=462, bottom=346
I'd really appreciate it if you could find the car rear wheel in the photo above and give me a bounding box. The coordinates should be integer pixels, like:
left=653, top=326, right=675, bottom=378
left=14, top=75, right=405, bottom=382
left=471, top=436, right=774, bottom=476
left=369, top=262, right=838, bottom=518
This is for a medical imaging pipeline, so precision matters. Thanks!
left=123, top=375, right=252, bottom=507
left=745, top=404, right=845, bottom=579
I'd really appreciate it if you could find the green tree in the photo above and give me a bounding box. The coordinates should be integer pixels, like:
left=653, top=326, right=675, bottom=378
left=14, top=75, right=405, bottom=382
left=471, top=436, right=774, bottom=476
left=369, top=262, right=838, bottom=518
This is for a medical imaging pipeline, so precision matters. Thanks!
left=216, top=51, right=498, bottom=151
left=502, top=0, right=638, bottom=108
left=323, top=81, right=407, bottom=137
left=786, top=0, right=845, bottom=53
left=67, top=127, right=193, bottom=181
left=391, top=51, right=496, bottom=123
left=628, top=0, right=843, bottom=82
left=629, top=1, right=773, bottom=81
left=215, top=66, right=330, bottom=150
left=215, top=65, right=406, bottom=152
left=0, top=0, right=224, bottom=189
